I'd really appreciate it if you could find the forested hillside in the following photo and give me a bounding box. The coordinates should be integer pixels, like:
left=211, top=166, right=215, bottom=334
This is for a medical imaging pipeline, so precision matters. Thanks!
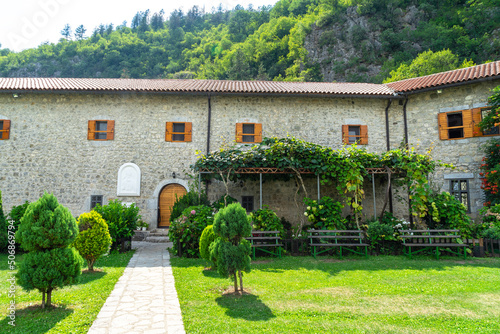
left=0, top=0, right=498, bottom=83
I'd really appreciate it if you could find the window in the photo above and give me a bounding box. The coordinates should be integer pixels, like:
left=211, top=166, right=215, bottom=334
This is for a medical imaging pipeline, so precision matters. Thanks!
left=479, top=108, right=499, bottom=136
left=342, top=125, right=368, bottom=145
left=438, top=108, right=499, bottom=140
left=88, top=120, right=114, bottom=140
left=90, top=195, right=103, bottom=210
left=450, top=180, right=470, bottom=213
left=241, top=196, right=254, bottom=212
left=166, top=122, right=192, bottom=142
left=0, top=120, right=10, bottom=140
left=236, top=123, right=262, bottom=143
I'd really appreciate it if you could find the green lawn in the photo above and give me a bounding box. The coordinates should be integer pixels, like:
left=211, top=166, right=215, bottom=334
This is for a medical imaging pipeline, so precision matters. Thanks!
left=0, top=251, right=134, bottom=334
left=171, top=255, right=500, bottom=334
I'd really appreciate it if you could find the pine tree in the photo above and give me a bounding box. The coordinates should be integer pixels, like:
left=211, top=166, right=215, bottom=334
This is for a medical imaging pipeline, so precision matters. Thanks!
left=60, top=24, right=72, bottom=40
left=16, top=193, right=83, bottom=308
left=211, top=203, right=251, bottom=293
left=74, top=25, right=87, bottom=41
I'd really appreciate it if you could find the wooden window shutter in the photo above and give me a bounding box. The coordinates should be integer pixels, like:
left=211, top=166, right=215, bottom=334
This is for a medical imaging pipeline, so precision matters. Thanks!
left=462, top=109, right=473, bottom=138
left=437, top=113, right=449, bottom=140
left=342, top=125, right=349, bottom=144
left=472, top=108, right=483, bottom=137
left=360, top=125, right=368, bottom=145
left=1, top=120, right=10, bottom=140
left=184, top=122, right=192, bottom=142
left=235, top=123, right=243, bottom=143
left=254, top=123, right=262, bottom=143
left=88, top=120, right=96, bottom=140
left=106, top=120, right=115, bottom=140
left=165, top=122, right=173, bottom=142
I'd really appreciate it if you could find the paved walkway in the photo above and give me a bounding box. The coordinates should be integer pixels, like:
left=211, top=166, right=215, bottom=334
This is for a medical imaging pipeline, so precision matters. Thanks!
left=87, top=241, right=185, bottom=334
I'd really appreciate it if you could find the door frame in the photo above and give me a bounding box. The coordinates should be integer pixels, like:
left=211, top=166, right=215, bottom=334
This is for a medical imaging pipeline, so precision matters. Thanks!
left=153, top=179, right=189, bottom=228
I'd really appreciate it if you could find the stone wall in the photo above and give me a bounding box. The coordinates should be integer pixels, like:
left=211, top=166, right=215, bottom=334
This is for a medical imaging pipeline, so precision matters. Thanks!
left=405, top=79, right=500, bottom=219
left=0, top=79, right=498, bottom=227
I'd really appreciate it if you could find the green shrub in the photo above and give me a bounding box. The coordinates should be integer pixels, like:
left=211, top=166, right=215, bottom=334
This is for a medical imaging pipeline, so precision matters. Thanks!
left=15, top=193, right=83, bottom=308
left=0, top=190, right=7, bottom=252
left=303, top=196, right=346, bottom=230
left=212, top=194, right=238, bottom=211
left=72, top=211, right=112, bottom=271
left=251, top=206, right=284, bottom=237
left=424, top=191, right=472, bottom=238
left=8, top=200, right=30, bottom=232
left=211, top=203, right=251, bottom=293
left=170, top=190, right=209, bottom=223
left=169, top=205, right=214, bottom=257
left=199, top=225, right=217, bottom=268
left=93, top=199, right=141, bottom=251
left=482, top=226, right=500, bottom=239
left=365, top=220, right=396, bottom=247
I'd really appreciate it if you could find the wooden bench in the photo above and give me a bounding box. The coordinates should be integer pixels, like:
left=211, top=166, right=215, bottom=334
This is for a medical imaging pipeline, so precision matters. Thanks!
left=399, top=229, right=467, bottom=259
left=245, top=230, right=283, bottom=260
left=308, top=229, right=368, bottom=259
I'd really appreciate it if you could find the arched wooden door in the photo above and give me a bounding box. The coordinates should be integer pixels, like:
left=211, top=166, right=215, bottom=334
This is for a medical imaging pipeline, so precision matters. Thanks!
left=158, top=184, right=187, bottom=227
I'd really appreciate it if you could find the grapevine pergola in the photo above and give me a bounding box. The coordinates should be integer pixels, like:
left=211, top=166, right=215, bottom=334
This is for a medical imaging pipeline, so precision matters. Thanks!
left=191, top=137, right=430, bottom=222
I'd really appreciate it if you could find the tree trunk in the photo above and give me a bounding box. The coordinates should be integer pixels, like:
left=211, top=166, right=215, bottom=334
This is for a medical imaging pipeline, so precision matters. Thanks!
left=233, top=272, right=238, bottom=293
left=42, top=291, right=46, bottom=309
left=238, top=270, right=243, bottom=292
left=88, top=259, right=95, bottom=271
left=47, top=289, right=52, bottom=308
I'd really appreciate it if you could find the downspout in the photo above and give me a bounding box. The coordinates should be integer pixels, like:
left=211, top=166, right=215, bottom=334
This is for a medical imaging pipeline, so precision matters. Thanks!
left=205, top=94, right=212, bottom=194
left=385, top=98, right=393, bottom=213
left=403, top=96, right=413, bottom=226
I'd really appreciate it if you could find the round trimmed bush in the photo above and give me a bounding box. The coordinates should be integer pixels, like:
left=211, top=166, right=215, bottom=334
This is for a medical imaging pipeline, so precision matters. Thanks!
left=199, top=225, right=217, bottom=267
left=73, top=211, right=112, bottom=271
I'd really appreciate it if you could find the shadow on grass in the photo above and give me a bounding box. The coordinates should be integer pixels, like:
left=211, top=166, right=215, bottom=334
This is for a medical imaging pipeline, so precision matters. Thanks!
left=202, top=268, right=220, bottom=278
left=76, top=270, right=108, bottom=285
left=215, top=293, right=275, bottom=321
left=0, top=304, right=73, bottom=334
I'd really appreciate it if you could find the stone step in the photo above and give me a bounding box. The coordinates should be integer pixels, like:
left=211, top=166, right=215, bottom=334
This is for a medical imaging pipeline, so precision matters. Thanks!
left=145, top=236, right=170, bottom=243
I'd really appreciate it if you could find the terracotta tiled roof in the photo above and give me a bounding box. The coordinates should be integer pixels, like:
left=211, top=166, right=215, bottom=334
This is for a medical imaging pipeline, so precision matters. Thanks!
left=0, top=61, right=498, bottom=96
left=386, top=60, right=500, bottom=93
left=0, top=77, right=394, bottom=96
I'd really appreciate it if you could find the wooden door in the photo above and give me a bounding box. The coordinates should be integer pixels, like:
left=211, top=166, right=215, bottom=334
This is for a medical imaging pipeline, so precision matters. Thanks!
left=158, top=184, right=187, bottom=227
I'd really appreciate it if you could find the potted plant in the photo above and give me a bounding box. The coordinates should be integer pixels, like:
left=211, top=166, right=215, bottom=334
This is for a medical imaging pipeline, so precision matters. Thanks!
left=137, top=221, right=148, bottom=231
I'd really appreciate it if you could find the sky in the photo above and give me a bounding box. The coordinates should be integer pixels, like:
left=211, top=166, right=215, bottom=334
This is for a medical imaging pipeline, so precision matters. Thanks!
left=0, top=0, right=279, bottom=52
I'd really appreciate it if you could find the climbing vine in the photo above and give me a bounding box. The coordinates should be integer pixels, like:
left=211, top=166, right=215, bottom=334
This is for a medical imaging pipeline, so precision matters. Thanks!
left=192, top=136, right=448, bottom=222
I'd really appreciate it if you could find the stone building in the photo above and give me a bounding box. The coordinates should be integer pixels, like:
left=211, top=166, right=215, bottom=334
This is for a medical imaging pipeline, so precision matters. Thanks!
left=0, top=61, right=499, bottom=228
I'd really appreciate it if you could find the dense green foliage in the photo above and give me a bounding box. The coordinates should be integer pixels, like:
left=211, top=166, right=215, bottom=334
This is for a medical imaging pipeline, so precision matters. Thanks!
left=72, top=211, right=112, bottom=271
left=170, top=190, right=210, bottom=223
left=193, top=137, right=447, bottom=228
left=15, top=193, right=83, bottom=308
left=16, top=193, right=78, bottom=252
left=0, top=1, right=497, bottom=82
left=383, top=49, right=475, bottom=83
left=303, top=196, right=346, bottom=230
left=0, top=191, right=7, bottom=252
left=250, top=206, right=285, bottom=237
left=169, top=205, right=214, bottom=257
left=199, top=225, right=217, bottom=268
left=93, top=200, right=141, bottom=251
left=7, top=200, right=30, bottom=232
left=424, top=191, right=472, bottom=238
left=211, top=203, right=252, bottom=292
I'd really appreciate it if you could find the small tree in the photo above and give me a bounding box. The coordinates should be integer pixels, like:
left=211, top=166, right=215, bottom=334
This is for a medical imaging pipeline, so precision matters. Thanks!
left=211, top=203, right=251, bottom=293
left=16, top=193, right=83, bottom=308
left=73, top=211, right=112, bottom=271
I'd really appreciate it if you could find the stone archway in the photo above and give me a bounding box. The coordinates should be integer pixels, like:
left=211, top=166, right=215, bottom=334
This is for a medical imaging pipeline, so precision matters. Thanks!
left=153, top=179, right=190, bottom=228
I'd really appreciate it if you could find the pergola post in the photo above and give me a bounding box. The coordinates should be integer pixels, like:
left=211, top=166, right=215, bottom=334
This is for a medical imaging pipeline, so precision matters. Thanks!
left=372, top=173, right=376, bottom=218
left=260, top=173, right=263, bottom=210
left=317, top=174, right=320, bottom=201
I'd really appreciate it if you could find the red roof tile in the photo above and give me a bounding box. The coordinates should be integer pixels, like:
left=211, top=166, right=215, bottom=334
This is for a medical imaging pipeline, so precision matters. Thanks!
left=0, top=77, right=394, bottom=96
left=0, top=61, right=498, bottom=96
left=386, top=60, right=500, bottom=92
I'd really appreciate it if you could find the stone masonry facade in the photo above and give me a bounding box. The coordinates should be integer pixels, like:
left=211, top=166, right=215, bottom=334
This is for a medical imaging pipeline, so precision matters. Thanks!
left=0, top=76, right=499, bottom=227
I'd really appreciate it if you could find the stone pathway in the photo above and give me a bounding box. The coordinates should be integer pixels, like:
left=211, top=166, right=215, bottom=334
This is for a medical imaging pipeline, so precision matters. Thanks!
left=87, top=241, right=185, bottom=334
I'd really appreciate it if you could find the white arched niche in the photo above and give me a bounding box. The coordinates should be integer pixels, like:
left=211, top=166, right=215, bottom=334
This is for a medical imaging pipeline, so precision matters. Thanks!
left=117, top=163, right=141, bottom=196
